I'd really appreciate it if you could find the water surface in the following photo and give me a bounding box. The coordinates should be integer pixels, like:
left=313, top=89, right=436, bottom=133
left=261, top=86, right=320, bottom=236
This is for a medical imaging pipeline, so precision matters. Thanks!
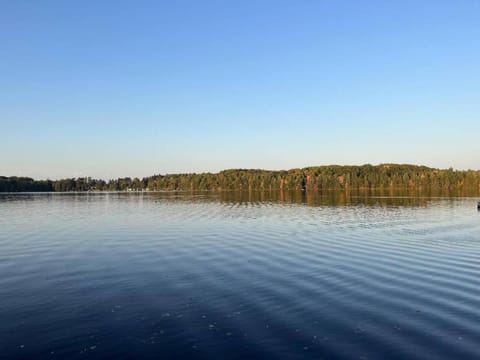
left=1, top=192, right=479, bottom=359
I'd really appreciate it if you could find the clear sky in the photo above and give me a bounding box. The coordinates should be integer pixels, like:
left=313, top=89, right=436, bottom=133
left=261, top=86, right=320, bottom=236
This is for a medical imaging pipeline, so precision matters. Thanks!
left=1, top=0, right=479, bottom=179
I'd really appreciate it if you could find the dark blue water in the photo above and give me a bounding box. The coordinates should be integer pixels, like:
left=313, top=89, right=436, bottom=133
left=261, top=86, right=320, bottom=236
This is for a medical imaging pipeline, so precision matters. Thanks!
left=1, top=192, right=479, bottom=359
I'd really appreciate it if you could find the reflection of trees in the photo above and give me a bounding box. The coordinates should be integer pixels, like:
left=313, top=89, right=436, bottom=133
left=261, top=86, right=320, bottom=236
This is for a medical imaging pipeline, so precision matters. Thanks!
left=218, top=188, right=478, bottom=207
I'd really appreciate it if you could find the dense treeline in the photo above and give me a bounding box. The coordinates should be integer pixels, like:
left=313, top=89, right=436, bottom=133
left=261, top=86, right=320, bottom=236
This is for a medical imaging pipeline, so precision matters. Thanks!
left=1, top=164, right=480, bottom=192
left=0, top=176, right=54, bottom=192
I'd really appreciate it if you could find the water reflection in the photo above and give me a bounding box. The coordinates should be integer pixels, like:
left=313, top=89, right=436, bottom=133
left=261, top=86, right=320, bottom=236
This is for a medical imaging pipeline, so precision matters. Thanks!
left=2, top=188, right=478, bottom=208
left=0, top=193, right=479, bottom=359
left=219, top=188, right=480, bottom=206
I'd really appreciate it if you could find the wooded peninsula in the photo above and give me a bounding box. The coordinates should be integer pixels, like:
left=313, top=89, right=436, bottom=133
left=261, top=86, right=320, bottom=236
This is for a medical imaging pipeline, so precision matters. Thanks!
left=1, top=164, right=480, bottom=193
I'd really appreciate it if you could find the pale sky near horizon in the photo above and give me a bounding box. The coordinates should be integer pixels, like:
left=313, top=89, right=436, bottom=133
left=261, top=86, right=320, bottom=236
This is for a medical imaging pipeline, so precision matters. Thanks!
left=1, top=1, right=479, bottom=180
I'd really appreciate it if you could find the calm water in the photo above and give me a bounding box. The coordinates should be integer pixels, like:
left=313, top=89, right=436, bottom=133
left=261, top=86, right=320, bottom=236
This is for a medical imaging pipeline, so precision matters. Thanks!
left=1, top=192, right=479, bottom=359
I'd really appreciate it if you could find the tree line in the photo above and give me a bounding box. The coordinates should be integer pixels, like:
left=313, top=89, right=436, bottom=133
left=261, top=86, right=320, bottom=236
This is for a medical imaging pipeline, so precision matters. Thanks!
left=1, top=164, right=480, bottom=192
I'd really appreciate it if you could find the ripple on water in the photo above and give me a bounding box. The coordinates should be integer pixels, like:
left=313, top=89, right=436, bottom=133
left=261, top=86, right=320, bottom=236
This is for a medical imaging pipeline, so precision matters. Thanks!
left=0, top=193, right=479, bottom=359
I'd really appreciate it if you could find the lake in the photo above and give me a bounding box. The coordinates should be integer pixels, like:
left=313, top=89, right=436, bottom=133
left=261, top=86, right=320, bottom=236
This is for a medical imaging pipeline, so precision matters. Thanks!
left=1, top=192, right=479, bottom=359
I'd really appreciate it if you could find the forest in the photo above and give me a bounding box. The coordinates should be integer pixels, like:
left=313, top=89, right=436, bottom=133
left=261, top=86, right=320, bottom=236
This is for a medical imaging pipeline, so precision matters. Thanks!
left=1, top=164, right=480, bottom=193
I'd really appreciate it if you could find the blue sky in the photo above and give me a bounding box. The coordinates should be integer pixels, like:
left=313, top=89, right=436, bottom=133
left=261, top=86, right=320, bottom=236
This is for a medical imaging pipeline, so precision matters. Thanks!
left=1, top=0, right=479, bottom=179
